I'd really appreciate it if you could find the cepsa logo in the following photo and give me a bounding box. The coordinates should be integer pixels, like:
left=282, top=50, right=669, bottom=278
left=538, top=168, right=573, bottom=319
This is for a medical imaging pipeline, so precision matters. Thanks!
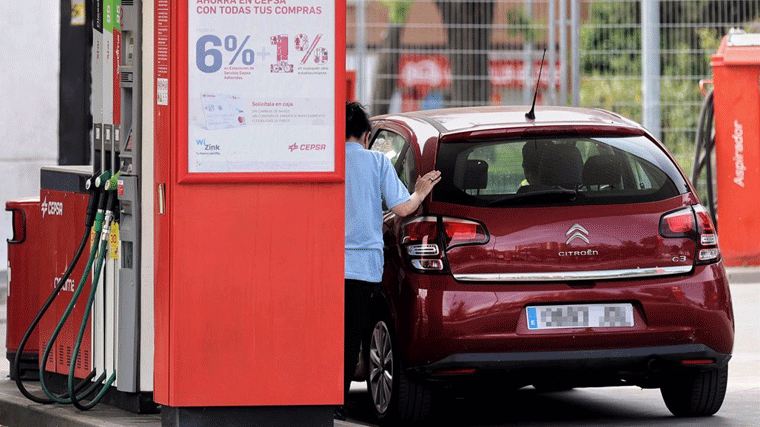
left=288, top=143, right=327, bottom=152
left=41, top=196, right=64, bottom=218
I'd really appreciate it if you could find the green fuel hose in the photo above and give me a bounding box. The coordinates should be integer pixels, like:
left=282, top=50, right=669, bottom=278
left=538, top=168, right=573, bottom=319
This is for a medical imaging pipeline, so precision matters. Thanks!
left=68, top=191, right=118, bottom=410
left=14, top=175, right=101, bottom=404
left=23, top=168, right=121, bottom=409
left=38, top=202, right=107, bottom=404
left=38, top=170, right=117, bottom=404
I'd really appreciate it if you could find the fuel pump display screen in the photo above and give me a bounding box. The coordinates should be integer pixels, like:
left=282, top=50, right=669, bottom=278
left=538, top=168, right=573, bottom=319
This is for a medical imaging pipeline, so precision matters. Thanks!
left=188, top=0, right=336, bottom=174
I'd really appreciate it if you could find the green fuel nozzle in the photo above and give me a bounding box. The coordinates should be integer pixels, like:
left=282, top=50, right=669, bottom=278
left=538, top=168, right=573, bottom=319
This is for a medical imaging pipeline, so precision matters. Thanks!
left=105, top=171, right=121, bottom=192
left=94, top=170, right=112, bottom=189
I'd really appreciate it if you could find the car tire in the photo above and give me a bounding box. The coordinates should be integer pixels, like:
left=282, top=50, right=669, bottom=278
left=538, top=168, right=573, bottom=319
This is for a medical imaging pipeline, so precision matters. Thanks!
left=660, top=364, right=728, bottom=417
left=367, top=317, right=433, bottom=425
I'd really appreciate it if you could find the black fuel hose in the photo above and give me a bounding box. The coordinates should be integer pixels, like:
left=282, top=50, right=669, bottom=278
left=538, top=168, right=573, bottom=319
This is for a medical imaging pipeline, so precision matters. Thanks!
left=14, top=175, right=101, bottom=403
left=39, top=189, right=110, bottom=404
left=691, top=89, right=718, bottom=230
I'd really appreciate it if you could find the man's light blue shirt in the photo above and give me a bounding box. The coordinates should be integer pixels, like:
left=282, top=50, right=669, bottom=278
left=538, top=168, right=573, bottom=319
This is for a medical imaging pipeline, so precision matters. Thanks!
left=345, top=142, right=410, bottom=282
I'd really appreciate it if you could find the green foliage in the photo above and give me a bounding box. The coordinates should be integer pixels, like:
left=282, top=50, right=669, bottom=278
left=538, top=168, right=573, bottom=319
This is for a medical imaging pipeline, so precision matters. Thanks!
left=505, top=9, right=539, bottom=43
left=381, top=0, right=415, bottom=25
left=578, top=0, right=750, bottom=183
left=580, top=1, right=641, bottom=75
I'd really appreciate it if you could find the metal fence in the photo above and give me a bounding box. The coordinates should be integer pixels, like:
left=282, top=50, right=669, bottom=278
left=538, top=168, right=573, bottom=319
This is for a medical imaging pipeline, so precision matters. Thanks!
left=347, top=0, right=760, bottom=176
left=580, top=0, right=760, bottom=174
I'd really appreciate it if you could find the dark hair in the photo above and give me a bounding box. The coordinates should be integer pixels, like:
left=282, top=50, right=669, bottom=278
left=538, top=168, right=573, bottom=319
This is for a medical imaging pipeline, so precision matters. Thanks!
left=346, top=102, right=371, bottom=140
left=522, top=140, right=553, bottom=170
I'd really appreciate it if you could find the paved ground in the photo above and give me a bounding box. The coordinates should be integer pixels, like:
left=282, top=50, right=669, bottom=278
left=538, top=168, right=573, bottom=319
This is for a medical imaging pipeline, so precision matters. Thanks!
left=1, top=267, right=758, bottom=426
left=343, top=279, right=760, bottom=427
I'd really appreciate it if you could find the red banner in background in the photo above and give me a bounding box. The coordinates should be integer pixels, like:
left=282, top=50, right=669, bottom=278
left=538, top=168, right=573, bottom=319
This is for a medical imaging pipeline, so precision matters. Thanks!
left=398, top=55, right=450, bottom=89
left=398, top=55, right=562, bottom=90
left=490, top=60, right=562, bottom=89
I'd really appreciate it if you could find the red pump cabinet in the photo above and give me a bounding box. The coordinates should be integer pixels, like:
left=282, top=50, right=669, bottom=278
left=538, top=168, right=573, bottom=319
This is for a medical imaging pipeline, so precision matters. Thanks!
left=5, top=198, right=42, bottom=380
left=154, top=1, right=345, bottom=425
left=711, top=32, right=760, bottom=266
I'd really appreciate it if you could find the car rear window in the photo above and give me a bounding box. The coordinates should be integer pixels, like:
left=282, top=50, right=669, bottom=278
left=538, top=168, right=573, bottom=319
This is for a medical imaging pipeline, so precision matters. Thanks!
left=433, top=136, right=689, bottom=207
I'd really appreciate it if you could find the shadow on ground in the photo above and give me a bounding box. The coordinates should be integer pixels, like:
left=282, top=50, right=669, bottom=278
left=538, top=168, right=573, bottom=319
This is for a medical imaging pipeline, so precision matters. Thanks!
left=343, top=384, right=741, bottom=427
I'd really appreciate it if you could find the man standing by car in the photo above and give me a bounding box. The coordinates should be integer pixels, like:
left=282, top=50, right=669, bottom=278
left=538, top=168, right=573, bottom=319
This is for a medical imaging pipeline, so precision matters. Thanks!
left=338, top=102, right=440, bottom=420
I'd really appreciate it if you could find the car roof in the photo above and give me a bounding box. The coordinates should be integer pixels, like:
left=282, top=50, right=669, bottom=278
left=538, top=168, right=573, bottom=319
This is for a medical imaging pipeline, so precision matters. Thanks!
left=373, top=106, right=645, bottom=135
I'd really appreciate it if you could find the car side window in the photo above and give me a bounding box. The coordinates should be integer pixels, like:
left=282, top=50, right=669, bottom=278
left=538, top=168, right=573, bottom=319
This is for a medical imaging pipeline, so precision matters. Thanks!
left=371, top=130, right=406, bottom=168
left=400, top=145, right=416, bottom=190
left=371, top=130, right=414, bottom=190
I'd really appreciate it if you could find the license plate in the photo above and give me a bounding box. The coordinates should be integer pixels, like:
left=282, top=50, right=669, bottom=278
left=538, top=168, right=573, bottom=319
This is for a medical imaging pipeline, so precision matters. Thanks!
left=526, top=303, right=634, bottom=330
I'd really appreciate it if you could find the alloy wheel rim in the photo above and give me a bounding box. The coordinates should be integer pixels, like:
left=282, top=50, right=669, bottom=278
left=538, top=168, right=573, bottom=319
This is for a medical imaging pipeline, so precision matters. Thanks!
left=369, top=320, right=393, bottom=414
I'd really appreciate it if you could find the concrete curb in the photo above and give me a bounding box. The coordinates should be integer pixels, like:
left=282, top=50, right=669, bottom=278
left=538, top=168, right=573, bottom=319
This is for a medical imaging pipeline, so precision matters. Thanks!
left=1, top=270, right=6, bottom=302
left=0, top=377, right=367, bottom=427
left=0, top=378, right=161, bottom=427
left=726, top=266, right=760, bottom=284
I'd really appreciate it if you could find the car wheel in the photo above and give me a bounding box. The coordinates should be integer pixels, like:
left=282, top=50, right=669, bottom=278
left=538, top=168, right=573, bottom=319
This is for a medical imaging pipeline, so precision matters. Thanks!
left=367, top=318, right=432, bottom=425
left=660, top=365, right=728, bottom=417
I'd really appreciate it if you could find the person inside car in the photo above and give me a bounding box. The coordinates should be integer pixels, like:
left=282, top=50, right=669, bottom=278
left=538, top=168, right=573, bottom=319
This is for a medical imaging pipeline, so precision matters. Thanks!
left=520, top=140, right=552, bottom=187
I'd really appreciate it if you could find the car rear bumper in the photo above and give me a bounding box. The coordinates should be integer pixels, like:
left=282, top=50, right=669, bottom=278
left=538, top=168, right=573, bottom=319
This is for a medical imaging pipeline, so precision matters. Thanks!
left=396, top=262, right=734, bottom=367
left=409, top=344, right=731, bottom=388
left=416, top=343, right=730, bottom=372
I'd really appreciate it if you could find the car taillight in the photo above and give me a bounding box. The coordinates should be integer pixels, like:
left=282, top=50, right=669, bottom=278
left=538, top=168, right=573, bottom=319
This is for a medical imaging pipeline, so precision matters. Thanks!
left=443, top=220, right=488, bottom=248
left=401, top=216, right=489, bottom=272
left=660, top=205, right=720, bottom=264
left=660, top=208, right=695, bottom=237
left=694, top=205, right=720, bottom=263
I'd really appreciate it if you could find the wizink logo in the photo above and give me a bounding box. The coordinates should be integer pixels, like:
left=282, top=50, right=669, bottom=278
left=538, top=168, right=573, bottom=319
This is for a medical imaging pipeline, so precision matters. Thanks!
left=197, top=139, right=220, bottom=152
left=733, top=120, right=746, bottom=188
left=41, top=196, right=64, bottom=219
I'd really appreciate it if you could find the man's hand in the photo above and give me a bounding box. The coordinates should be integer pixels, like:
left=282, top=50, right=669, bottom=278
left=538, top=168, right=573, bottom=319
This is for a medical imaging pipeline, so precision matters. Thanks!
left=414, top=171, right=442, bottom=199
left=391, top=170, right=442, bottom=217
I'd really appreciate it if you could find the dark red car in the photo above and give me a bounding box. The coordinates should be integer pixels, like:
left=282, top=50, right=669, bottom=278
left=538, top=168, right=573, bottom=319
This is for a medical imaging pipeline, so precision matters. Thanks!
left=356, top=106, right=734, bottom=424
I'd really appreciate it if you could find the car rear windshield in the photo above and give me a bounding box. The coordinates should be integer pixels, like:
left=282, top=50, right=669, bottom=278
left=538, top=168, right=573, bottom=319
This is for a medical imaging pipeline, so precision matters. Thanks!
left=434, top=136, right=689, bottom=207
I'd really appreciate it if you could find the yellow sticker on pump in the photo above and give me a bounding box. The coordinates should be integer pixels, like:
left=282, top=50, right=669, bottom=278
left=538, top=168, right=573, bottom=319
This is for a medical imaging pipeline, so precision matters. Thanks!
left=109, top=222, right=120, bottom=259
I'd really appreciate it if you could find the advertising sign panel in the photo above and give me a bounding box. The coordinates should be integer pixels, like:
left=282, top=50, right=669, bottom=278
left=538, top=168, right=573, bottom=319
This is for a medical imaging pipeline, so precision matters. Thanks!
left=188, top=0, right=336, bottom=174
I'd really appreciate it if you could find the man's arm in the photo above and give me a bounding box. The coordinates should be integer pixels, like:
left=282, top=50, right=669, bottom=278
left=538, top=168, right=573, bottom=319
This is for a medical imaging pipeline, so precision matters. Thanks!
left=391, top=171, right=442, bottom=217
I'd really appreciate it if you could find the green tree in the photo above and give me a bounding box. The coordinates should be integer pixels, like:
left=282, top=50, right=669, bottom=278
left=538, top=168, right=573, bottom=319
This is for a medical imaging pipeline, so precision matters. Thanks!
left=579, top=0, right=757, bottom=193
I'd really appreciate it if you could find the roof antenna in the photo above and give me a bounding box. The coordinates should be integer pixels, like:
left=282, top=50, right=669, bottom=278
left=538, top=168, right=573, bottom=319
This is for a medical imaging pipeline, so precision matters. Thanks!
left=525, top=49, right=547, bottom=120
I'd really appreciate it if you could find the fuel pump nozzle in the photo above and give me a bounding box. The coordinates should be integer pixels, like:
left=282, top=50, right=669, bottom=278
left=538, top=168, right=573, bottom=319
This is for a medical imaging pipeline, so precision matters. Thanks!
left=105, top=170, right=121, bottom=192
left=94, top=170, right=113, bottom=190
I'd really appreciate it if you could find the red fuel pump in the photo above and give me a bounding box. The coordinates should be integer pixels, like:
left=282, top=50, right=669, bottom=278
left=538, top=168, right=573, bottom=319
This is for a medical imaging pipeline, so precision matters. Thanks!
left=37, top=167, right=94, bottom=381
left=711, top=31, right=760, bottom=266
